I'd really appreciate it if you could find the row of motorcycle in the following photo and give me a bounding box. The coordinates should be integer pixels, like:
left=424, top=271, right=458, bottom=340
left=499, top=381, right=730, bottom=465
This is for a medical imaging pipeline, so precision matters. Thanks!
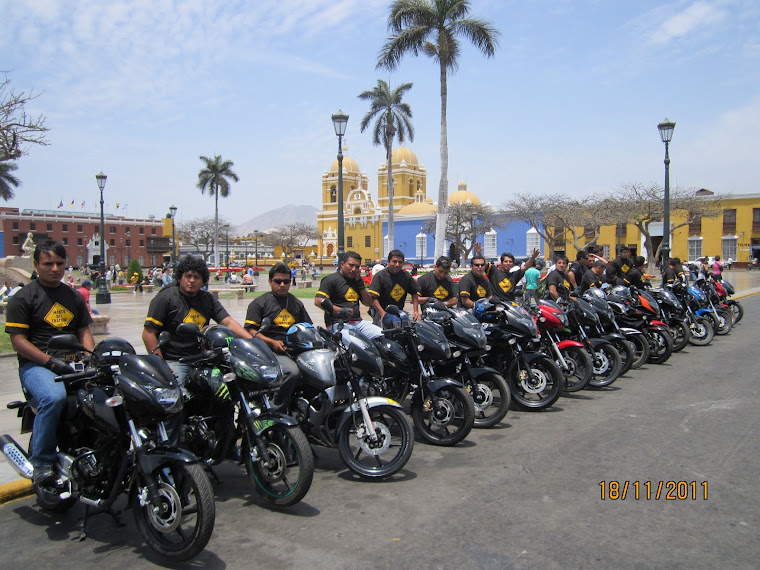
left=0, top=276, right=742, bottom=561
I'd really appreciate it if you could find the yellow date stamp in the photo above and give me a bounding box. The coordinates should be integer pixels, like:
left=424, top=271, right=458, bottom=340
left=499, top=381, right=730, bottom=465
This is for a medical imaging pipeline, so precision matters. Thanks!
left=599, top=480, right=708, bottom=500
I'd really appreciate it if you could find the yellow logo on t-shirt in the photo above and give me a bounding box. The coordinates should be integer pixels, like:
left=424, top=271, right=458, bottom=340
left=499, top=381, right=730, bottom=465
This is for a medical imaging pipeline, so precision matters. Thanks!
left=621, top=263, right=630, bottom=274
left=44, top=303, right=74, bottom=329
left=274, top=309, right=296, bottom=329
left=434, top=285, right=449, bottom=300
left=476, top=285, right=487, bottom=298
left=345, top=287, right=359, bottom=302
left=564, top=279, right=571, bottom=290
left=498, top=277, right=512, bottom=292
left=183, top=308, right=208, bottom=328
left=390, top=284, right=405, bottom=302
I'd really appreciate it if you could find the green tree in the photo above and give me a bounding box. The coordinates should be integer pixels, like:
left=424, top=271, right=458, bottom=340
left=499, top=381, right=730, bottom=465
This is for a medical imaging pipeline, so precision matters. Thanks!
left=358, top=79, right=414, bottom=255
left=197, top=155, right=239, bottom=267
left=126, top=258, right=143, bottom=283
left=377, top=0, right=500, bottom=259
left=0, top=160, right=20, bottom=200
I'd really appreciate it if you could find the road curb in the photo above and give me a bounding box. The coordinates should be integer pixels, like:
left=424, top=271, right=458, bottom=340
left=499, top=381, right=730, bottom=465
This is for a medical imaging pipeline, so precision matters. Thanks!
left=734, top=289, right=760, bottom=300
left=0, top=478, right=33, bottom=505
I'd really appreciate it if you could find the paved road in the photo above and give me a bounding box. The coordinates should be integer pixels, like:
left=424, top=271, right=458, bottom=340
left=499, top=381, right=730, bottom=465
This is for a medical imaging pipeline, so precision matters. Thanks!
left=0, top=275, right=758, bottom=568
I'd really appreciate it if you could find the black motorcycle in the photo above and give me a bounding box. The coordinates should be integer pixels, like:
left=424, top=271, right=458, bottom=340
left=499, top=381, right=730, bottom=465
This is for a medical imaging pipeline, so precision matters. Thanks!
left=173, top=322, right=314, bottom=507
left=1, top=334, right=215, bottom=561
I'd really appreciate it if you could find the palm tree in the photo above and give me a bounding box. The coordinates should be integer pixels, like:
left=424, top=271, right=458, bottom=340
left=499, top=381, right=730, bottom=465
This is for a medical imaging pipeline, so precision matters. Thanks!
left=0, top=160, right=21, bottom=200
left=358, top=79, right=414, bottom=256
left=197, top=155, right=239, bottom=266
left=377, top=0, right=499, bottom=259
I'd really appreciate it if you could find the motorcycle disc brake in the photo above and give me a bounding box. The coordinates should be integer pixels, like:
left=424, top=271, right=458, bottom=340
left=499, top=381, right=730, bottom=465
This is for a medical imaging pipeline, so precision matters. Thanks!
left=472, top=382, right=494, bottom=412
left=356, top=421, right=392, bottom=455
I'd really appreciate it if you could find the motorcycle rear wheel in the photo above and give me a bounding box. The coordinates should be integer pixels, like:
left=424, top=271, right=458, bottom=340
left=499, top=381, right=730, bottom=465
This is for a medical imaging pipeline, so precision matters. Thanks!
left=668, top=320, right=691, bottom=352
left=506, top=356, right=562, bottom=411
left=468, top=372, right=511, bottom=428
left=556, top=346, right=593, bottom=393
left=688, top=317, right=714, bottom=346
left=132, top=462, right=215, bottom=562
left=646, top=329, right=673, bottom=364
left=338, top=404, right=413, bottom=477
left=244, top=424, right=314, bottom=507
left=588, top=342, right=622, bottom=388
left=411, top=386, right=475, bottom=445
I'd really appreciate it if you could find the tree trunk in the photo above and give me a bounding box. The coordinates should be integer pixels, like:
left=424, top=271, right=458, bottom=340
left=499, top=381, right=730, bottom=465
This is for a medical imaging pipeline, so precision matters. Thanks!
left=434, top=60, right=449, bottom=260
left=386, top=137, right=394, bottom=259
left=213, top=182, right=219, bottom=266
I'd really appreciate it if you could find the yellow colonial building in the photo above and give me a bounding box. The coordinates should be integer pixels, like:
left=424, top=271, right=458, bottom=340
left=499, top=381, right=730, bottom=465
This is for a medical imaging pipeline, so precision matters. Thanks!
left=556, top=193, right=760, bottom=266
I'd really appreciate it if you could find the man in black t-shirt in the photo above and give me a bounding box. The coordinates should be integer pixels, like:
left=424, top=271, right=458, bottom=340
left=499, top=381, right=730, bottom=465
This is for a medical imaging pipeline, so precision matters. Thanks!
left=315, top=251, right=381, bottom=338
left=546, top=255, right=572, bottom=301
left=662, top=257, right=686, bottom=285
left=5, top=241, right=94, bottom=486
left=416, top=256, right=457, bottom=308
left=608, top=247, right=634, bottom=281
left=623, top=256, right=648, bottom=290
left=479, top=247, right=540, bottom=302
left=458, top=254, right=493, bottom=308
left=143, top=255, right=250, bottom=385
left=245, top=262, right=311, bottom=381
left=367, top=249, right=419, bottom=323
left=580, top=260, right=607, bottom=294
left=568, top=251, right=593, bottom=289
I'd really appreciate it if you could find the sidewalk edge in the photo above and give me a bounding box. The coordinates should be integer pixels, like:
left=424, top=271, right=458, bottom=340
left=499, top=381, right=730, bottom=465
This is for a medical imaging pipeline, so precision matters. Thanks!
left=0, top=478, right=33, bottom=505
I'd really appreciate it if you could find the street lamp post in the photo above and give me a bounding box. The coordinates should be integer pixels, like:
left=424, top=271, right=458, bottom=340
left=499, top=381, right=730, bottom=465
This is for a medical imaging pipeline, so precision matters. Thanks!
left=332, top=110, right=349, bottom=257
left=253, top=230, right=260, bottom=276
left=657, top=118, right=676, bottom=269
left=224, top=225, right=230, bottom=282
left=95, top=172, right=111, bottom=304
left=169, top=205, right=177, bottom=268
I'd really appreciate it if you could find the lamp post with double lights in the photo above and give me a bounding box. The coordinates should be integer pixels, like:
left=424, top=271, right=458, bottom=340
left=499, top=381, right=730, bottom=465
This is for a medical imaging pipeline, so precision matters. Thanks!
left=331, top=110, right=349, bottom=257
left=657, top=118, right=676, bottom=268
left=169, top=205, right=177, bottom=268
left=95, top=172, right=111, bottom=304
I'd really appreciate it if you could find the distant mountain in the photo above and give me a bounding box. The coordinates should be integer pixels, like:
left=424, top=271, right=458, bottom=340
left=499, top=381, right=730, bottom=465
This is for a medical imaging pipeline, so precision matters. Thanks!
left=235, top=204, right=319, bottom=235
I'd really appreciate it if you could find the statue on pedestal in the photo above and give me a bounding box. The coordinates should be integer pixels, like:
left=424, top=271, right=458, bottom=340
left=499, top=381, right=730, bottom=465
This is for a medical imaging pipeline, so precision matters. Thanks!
left=21, top=232, right=35, bottom=257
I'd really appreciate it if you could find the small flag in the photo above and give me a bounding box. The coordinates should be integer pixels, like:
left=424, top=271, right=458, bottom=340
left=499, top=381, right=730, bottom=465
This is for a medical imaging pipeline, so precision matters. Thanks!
left=122, top=203, right=128, bottom=210
left=115, top=202, right=120, bottom=209
left=57, top=200, right=63, bottom=208
left=81, top=201, right=86, bottom=208
left=70, top=198, right=75, bottom=206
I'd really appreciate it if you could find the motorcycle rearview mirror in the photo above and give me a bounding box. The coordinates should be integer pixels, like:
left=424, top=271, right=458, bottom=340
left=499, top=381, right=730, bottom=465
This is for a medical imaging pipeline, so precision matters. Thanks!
left=259, top=317, right=272, bottom=333
left=386, top=305, right=401, bottom=316
left=47, top=334, right=86, bottom=353
left=175, top=322, right=202, bottom=337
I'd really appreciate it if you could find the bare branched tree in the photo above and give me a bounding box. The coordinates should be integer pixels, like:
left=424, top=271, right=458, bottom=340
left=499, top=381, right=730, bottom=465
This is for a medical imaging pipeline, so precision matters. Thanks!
left=265, top=223, right=320, bottom=263
left=0, top=73, right=49, bottom=163
left=176, top=216, right=228, bottom=262
left=422, top=202, right=502, bottom=263
left=501, top=193, right=568, bottom=258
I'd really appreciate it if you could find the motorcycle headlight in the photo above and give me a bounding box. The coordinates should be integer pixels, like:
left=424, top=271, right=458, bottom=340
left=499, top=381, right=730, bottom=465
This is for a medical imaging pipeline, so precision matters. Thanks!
left=148, top=385, right=182, bottom=412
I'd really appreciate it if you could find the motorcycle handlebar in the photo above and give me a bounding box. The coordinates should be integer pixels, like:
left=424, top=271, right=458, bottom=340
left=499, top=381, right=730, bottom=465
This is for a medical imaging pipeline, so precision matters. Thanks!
left=178, top=349, right=219, bottom=364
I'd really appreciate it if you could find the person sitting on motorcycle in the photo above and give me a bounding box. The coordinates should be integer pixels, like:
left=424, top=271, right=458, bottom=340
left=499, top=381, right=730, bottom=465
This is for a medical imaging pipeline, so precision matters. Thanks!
left=609, top=247, right=634, bottom=281
left=367, top=249, right=420, bottom=324
left=623, top=256, right=648, bottom=290
left=416, top=255, right=458, bottom=308
left=244, top=263, right=311, bottom=382
left=662, top=257, right=687, bottom=285
left=545, top=255, right=572, bottom=302
left=5, top=240, right=95, bottom=487
left=568, top=250, right=593, bottom=289
left=580, top=259, right=607, bottom=294
left=477, top=244, right=541, bottom=303
left=142, top=255, right=251, bottom=386
left=315, top=250, right=382, bottom=339
left=458, top=254, right=493, bottom=308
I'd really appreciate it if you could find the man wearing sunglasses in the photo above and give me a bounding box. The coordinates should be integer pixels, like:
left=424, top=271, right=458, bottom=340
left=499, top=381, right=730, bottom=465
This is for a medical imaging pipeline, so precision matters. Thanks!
left=458, top=254, right=494, bottom=309
left=143, top=255, right=251, bottom=386
left=245, top=262, right=311, bottom=381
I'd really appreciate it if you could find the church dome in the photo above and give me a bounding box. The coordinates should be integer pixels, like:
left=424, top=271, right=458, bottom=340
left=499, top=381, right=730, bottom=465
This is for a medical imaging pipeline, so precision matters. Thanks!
left=391, top=146, right=418, bottom=167
left=448, top=181, right=481, bottom=206
left=397, top=200, right=436, bottom=217
left=330, top=156, right=361, bottom=174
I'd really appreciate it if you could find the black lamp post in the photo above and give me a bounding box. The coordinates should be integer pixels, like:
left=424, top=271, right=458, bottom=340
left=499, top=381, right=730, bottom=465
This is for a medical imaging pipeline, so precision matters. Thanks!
left=657, top=118, right=676, bottom=268
left=224, top=225, right=230, bottom=282
left=169, top=205, right=177, bottom=267
left=95, top=172, right=111, bottom=304
left=332, top=109, right=349, bottom=257
left=253, top=230, right=261, bottom=276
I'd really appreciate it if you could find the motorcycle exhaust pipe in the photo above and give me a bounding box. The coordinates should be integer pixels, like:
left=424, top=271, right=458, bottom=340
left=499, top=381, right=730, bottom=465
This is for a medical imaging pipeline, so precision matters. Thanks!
left=0, top=434, right=34, bottom=479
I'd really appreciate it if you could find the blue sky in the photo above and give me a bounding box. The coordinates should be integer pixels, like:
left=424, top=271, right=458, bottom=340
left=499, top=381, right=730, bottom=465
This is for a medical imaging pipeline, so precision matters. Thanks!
left=2, top=0, right=759, bottom=227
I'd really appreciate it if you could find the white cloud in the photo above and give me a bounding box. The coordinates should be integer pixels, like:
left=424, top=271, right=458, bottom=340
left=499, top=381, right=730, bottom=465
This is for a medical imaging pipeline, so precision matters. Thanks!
left=650, top=1, right=726, bottom=45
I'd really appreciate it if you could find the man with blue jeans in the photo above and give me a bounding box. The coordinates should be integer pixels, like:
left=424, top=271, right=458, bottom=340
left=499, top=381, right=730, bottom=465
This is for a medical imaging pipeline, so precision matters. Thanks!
left=5, top=240, right=94, bottom=487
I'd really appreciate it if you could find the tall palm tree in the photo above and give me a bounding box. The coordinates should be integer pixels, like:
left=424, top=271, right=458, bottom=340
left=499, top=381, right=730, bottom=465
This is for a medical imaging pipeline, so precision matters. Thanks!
left=0, top=161, right=21, bottom=200
left=358, top=79, right=414, bottom=256
left=197, top=155, right=239, bottom=266
left=377, top=0, right=499, bottom=259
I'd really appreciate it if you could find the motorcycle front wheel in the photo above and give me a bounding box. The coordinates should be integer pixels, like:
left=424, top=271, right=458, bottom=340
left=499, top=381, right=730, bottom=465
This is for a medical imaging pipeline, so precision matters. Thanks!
left=627, top=333, right=650, bottom=369
left=338, top=404, right=413, bottom=477
left=557, top=345, right=593, bottom=393
left=668, top=320, right=691, bottom=352
left=412, top=386, right=475, bottom=445
left=244, top=424, right=314, bottom=507
left=646, top=329, right=673, bottom=364
left=688, top=317, right=714, bottom=346
left=132, top=462, right=215, bottom=562
left=728, top=301, right=744, bottom=323
left=714, top=308, right=734, bottom=335
left=468, top=372, right=511, bottom=428
left=588, top=342, right=623, bottom=388
left=609, top=338, right=635, bottom=376
left=506, top=356, right=562, bottom=411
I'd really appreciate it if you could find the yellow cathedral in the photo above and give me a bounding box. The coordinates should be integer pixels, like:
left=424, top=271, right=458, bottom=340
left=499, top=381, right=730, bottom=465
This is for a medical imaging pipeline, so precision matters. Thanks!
left=317, top=147, right=429, bottom=263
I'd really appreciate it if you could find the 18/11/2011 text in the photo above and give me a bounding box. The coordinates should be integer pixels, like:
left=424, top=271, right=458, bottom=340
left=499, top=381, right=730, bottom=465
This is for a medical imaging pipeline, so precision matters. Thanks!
left=599, top=481, right=708, bottom=500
